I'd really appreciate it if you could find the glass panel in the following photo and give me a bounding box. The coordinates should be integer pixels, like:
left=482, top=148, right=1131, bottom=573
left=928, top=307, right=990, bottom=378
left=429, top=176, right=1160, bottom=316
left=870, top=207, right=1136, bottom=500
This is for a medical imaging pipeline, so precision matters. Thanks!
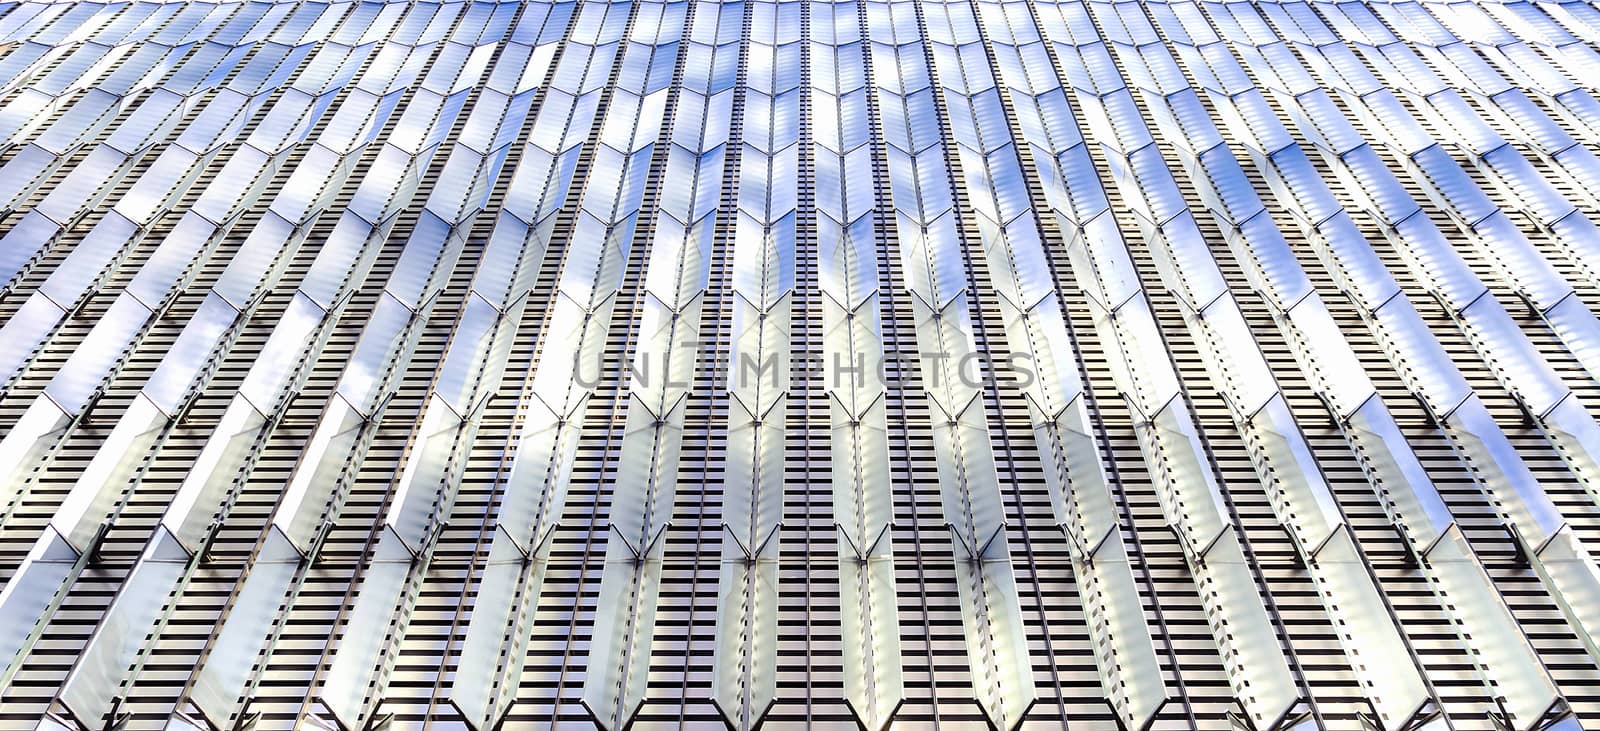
left=162, top=398, right=270, bottom=549
left=385, top=211, right=451, bottom=307
left=47, top=295, right=152, bottom=413
left=0, top=532, right=76, bottom=682
left=129, top=214, right=218, bottom=307
left=336, top=293, right=413, bottom=413
left=189, top=533, right=300, bottom=726
left=448, top=534, right=532, bottom=729
left=145, top=293, right=239, bottom=415
left=58, top=538, right=186, bottom=725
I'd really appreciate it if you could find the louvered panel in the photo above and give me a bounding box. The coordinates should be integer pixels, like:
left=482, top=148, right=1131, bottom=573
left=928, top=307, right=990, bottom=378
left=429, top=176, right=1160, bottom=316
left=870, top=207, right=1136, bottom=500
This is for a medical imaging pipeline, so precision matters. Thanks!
left=2, top=2, right=1600, bottom=731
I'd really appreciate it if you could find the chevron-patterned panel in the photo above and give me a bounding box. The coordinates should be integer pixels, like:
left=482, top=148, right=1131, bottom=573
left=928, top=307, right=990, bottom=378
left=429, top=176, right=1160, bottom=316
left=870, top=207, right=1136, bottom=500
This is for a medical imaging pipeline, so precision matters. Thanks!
left=2, top=1, right=1600, bottom=730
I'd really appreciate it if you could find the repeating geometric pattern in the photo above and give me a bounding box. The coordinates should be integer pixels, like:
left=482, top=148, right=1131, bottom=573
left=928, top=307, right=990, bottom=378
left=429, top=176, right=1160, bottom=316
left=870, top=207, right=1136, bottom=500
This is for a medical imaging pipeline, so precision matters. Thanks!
left=1, top=1, right=1600, bottom=730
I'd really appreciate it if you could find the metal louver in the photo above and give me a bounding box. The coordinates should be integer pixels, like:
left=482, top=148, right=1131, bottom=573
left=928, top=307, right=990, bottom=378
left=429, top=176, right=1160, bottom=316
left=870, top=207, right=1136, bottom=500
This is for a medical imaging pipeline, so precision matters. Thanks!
left=2, top=1, right=1600, bottom=730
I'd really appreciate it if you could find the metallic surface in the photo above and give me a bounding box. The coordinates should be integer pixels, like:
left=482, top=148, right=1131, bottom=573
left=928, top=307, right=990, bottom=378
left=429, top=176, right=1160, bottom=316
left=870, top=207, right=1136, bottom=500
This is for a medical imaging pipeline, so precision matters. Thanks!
left=2, top=0, right=1600, bottom=729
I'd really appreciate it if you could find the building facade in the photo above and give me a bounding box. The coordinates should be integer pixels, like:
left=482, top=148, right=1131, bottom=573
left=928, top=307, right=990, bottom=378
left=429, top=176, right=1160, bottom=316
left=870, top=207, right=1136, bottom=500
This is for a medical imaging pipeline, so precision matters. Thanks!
left=1, top=0, right=1600, bottom=730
